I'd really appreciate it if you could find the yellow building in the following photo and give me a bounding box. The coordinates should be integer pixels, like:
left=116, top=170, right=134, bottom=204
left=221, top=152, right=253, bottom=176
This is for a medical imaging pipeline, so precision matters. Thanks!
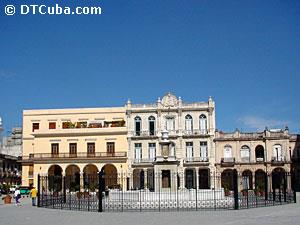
left=21, top=107, right=128, bottom=189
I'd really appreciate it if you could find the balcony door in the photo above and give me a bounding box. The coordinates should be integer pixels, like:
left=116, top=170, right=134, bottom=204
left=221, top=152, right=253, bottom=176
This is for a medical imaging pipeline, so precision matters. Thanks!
left=186, top=142, right=193, bottom=161
left=107, top=142, right=115, bottom=156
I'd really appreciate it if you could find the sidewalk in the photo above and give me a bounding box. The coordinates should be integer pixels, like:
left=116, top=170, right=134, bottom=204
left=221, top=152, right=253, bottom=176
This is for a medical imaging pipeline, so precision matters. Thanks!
left=0, top=198, right=299, bottom=225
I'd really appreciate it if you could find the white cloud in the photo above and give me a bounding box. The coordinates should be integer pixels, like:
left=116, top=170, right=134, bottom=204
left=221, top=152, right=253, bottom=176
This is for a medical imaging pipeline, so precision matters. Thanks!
left=238, top=116, right=289, bottom=131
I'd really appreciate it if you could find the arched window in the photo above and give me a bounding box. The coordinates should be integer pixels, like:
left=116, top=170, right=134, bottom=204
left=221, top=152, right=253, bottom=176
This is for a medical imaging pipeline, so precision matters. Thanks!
left=185, top=114, right=193, bottom=132
left=199, top=114, right=207, bottom=134
left=134, top=116, right=141, bottom=136
left=240, top=145, right=250, bottom=162
left=255, top=145, right=264, bottom=162
left=148, top=116, right=155, bottom=136
left=224, top=145, right=232, bottom=159
left=273, top=144, right=283, bottom=161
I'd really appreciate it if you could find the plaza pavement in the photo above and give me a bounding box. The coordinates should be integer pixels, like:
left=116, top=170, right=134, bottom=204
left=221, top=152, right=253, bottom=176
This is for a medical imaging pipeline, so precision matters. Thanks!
left=1, top=194, right=300, bottom=225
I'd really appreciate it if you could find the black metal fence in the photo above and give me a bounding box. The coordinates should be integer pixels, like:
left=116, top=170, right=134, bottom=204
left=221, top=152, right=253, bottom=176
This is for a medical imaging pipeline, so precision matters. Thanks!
left=37, top=170, right=296, bottom=212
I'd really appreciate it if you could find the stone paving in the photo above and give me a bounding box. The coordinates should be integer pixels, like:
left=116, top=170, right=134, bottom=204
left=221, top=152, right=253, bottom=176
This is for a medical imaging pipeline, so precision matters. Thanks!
left=0, top=195, right=300, bottom=225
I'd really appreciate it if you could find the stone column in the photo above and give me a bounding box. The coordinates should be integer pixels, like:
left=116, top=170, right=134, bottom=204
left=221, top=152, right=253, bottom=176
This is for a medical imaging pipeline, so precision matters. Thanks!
left=195, top=167, right=199, bottom=189
left=129, top=172, right=133, bottom=190
left=144, top=168, right=148, bottom=189
left=80, top=172, right=84, bottom=191
left=181, top=170, right=185, bottom=189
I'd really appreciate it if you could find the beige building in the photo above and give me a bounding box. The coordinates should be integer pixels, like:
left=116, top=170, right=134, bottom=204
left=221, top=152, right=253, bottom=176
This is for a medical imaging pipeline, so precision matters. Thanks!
left=22, top=107, right=128, bottom=189
left=214, top=128, right=294, bottom=191
left=126, top=93, right=216, bottom=191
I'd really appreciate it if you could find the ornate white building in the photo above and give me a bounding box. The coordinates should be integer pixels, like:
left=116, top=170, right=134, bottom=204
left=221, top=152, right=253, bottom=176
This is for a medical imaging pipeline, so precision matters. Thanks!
left=126, top=93, right=216, bottom=191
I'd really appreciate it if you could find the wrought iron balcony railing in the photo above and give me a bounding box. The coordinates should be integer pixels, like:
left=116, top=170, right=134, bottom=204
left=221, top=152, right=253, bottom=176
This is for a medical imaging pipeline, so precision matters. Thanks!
left=132, top=158, right=156, bottom=164
left=23, top=151, right=127, bottom=160
left=183, top=157, right=209, bottom=163
left=221, top=157, right=235, bottom=163
left=182, top=129, right=209, bottom=136
left=131, top=131, right=157, bottom=137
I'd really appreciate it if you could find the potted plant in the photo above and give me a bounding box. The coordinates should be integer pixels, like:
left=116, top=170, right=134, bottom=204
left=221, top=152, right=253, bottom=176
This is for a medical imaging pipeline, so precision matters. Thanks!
left=2, top=194, right=12, bottom=204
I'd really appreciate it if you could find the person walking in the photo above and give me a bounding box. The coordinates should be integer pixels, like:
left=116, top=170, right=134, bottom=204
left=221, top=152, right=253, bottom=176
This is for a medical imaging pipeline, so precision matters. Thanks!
left=30, top=187, right=37, bottom=206
left=14, top=187, right=21, bottom=206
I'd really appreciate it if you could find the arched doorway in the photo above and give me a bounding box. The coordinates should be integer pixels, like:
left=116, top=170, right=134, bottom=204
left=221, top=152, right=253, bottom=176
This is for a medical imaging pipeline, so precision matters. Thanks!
left=199, top=169, right=210, bottom=189
left=101, top=164, right=118, bottom=189
left=242, top=170, right=253, bottom=190
left=65, top=165, right=80, bottom=191
left=132, top=169, right=144, bottom=190
left=221, top=169, right=234, bottom=192
left=185, top=168, right=195, bottom=189
left=272, top=168, right=286, bottom=190
left=48, top=165, right=62, bottom=192
left=255, top=169, right=266, bottom=194
left=255, top=145, right=265, bottom=162
left=83, top=164, right=98, bottom=191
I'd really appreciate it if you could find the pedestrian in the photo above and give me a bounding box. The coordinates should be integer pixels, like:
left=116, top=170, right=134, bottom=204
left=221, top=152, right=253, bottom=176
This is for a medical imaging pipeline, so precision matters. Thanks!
left=14, top=187, right=21, bottom=206
left=30, top=186, right=37, bottom=206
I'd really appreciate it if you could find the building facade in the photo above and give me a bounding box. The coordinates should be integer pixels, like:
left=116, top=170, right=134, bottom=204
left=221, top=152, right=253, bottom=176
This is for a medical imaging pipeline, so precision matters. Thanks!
left=0, top=125, right=22, bottom=186
left=22, top=107, right=128, bottom=189
left=214, top=128, right=294, bottom=192
left=126, top=93, right=216, bottom=191
left=21, top=93, right=298, bottom=193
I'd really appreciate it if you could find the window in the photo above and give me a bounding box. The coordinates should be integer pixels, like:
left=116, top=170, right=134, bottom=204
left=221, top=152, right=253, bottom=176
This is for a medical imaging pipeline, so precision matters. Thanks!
left=134, top=143, right=142, bottom=162
left=224, top=145, right=232, bottom=158
left=200, top=141, right=208, bottom=161
left=185, top=115, right=193, bottom=132
left=107, top=142, right=115, bottom=155
left=51, top=143, right=59, bottom=156
left=241, top=145, right=250, bottom=162
left=135, top=116, right=141, bottom=136
left=148, top=143, right=156, bottom=161
left=297, top=147, right=300, bottom=158
left=148, top=116, right=156, bottom=135
left=255, top=145, right=264, bottom=161
left=166, top=117, right=175, bottom=131
left=87, top=143, right=95, bottom=156
left=49, top=122, right=56, bottom=129
left=273, top=144, right=283, bottom=161
left=28, top=165, right=34, bottom=177
left=186, top=142, right=193, bottom=159
left=69, top=143, right=77, bottom=157
left=32, top=123, right=39, bottom=132
left=199, top=114, right=207, bottom=134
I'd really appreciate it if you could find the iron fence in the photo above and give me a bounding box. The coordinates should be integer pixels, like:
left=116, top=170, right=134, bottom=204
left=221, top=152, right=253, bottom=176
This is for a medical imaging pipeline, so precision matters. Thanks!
left=37, top=170, right=296, bottom=212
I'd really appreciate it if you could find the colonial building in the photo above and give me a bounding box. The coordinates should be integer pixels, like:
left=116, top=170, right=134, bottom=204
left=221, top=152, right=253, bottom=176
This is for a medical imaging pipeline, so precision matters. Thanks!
left=0, top=125, right=22, bottom=186
left=126, top=93, right=216, bottom=191
left=214, top=128, right=294, bottom=192
left=21, top=107, right=128, bottom=189
left=290, top=134, right=300, bottom=191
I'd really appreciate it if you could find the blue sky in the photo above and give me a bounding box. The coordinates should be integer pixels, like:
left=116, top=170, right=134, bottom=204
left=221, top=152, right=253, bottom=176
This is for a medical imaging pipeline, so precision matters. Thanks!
left=1, top=0, right=300, bottom=134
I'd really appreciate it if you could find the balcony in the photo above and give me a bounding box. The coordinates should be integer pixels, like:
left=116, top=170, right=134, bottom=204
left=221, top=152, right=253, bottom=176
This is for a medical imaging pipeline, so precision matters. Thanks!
left=183, top=157, right=209, bottom=165
left=221, top=157, right=235, bottom=167
left=271, top=156, right=286, bottom=166
left=22, top=151, right=127, bottom=162
left=132, top=158, right=155, bottom=165
left=182, top=129, right=210, bottom=136
left=130, top=131, right=157, bottom=138
left=256, top=157, right=264, bottom=162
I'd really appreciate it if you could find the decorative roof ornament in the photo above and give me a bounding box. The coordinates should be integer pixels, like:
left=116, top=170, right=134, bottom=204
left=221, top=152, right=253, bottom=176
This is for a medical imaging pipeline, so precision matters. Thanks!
left=161, top=92, right=178, bottom=107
